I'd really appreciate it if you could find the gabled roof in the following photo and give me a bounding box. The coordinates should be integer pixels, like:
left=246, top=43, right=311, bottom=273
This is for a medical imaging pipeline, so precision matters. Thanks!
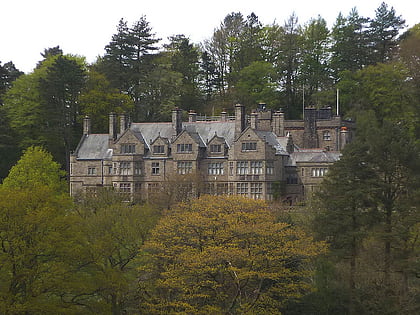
left=254, top=130, right=289, bottom=155
left=130, top=120, right=236, bottom=148
left=172, top=128, right=206, bottom=147
left=185, top=121, right=235, bottom=147
left=75, top=134, right=112, bottom=160
left=130, top=122, right=173, bottom=148
left=116, top=128, right=146, bottom=145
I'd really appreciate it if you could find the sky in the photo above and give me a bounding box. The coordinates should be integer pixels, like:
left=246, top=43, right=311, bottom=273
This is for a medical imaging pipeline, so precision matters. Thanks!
left=1, top=0, right=418, bottom=73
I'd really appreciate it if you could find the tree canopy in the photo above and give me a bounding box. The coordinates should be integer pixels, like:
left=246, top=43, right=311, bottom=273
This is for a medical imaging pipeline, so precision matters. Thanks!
left=139, top=195, right=326, bottom=314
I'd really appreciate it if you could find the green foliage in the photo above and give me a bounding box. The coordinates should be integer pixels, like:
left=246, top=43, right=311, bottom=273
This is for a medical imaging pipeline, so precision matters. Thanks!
left=100, top=16, right=160, bottom=121
left=79, top=69, right=134, bottom=132
left=300, top=16, right=332, bottom=103
left=2, top=146, right=66, bottom=193
left=39, top=54, right=86, bottom=169
left=139, top=195, right=326, bottom=313
left=0, top=61, right=23, bottom=106
left=164, top=35, right=202, bottom=112
left=1, top=167, right=160, bottom=314
left=369, top=2, right=406, bottom=64
left=330, top=9, right=370, bottom=78
left=74, top=189, right=160, bottom=313
left=311, top=116, right=420, bottom=313
left=4, top=68, right=46, bottom=149
left=4, top=54, right=86, bottom=170
left=235, top=61, right=279, bottom=109
left=0, top=184, right=80, bottom=314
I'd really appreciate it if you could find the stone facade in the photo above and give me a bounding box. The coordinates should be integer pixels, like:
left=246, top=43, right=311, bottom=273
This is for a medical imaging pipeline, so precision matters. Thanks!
left=70, top=104, right=353, bottom=203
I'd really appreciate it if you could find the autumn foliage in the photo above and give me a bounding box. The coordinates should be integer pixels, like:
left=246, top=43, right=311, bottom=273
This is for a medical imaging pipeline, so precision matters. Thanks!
left=139, top=195, right=326, bottom=314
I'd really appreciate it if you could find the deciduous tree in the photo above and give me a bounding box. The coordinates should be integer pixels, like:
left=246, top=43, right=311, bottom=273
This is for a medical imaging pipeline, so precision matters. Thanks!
left=139, top=195, right=326, bottom=314
left=2, top=146, right=66, bottom=193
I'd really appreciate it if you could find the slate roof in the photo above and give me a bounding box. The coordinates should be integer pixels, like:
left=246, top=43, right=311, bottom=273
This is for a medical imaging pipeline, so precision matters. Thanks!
left=254, top=130, right=289, bottom=155
left=184, top=121, right=236, bottom=147
left=289, top=150, right=341, bottom=166
left=75, top=120, right=296, bottom=160
left=75, top=134, right=112, bottom=160
left=130, top=122, right=173, bottom=147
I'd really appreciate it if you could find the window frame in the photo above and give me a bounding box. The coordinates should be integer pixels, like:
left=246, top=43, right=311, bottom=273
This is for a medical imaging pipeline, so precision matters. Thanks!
left=87, top=167, right=96, bottom=175
left=151, top=162, right=160, bottom=175
left=266, top=161, right=274, bottom=175
left=120, top=161, right=131, bottom=175
left=250, top=161, right=263, bottom=175
left=208, top=162, right=224, bottom=175
left=241, top=142, right=257, bottom=151
left=323, top=130, right=331, bottom=141
left=210, top=144, right=222, bottom=153
left=121, top=143, right=136, bottom=154
left=177, top=161, right=193, bottom=174
left=236, top=182, right=248, bottom=195
left=177, top=143, right=193, bottom=153
left=236, top=161, right=248, bottom=175
left=153, top=145, right=165, bottom=154
left=250, top=182, right=263, bottom=199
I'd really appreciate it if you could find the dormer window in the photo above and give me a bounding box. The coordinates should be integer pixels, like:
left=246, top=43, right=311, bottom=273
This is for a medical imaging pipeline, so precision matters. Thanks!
left=177, top=143, right=192, bottom=153
left=242, top=142, right=257, bottom=151
left=153, top=145, right=165, bottom=154
left=210, top=144, right=222, bottom=153
left=121, top=144, right=135, bottom=154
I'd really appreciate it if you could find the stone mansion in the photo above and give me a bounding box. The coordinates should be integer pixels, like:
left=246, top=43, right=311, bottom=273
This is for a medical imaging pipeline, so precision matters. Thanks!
left=70, top=104, right=353, bottom=203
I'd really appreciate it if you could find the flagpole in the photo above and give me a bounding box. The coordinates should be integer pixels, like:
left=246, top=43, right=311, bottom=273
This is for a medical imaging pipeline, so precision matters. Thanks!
left=336, top=88, right=339, bottom=116
left=302, top=84, right=305, bottom=119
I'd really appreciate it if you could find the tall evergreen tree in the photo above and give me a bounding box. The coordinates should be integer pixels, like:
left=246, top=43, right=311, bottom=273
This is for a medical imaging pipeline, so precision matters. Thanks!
left=0, top=61, right=23, bottom=105
left=164, top=35, right=202, bottom=112
left=199, top=51, right=221, bottom=107
left=102, top=19, right=132, bottom=92
left=300, top=16, right=332, bottom=104
left=368, top=2, right=406, bottom=64
left=313, top=114, right=420, bottom=313
left=330, top=9, right=370, bottom=80
left=100, top=17, right=160, bottom=121
left=276, top=13, right=302, bottom=118
left=39, top=55, right=86, bottom=172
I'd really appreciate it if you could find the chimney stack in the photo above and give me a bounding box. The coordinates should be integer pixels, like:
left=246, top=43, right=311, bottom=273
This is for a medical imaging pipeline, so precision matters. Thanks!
left=109, top=113, right=117, bottom=141
left=303, top=107, right=319, bottom=148
left=221, top=109, right=228, bottom=122
left=286, top=133, right=294, bottom=153
left=119, top=114, right=127, bottom=135
left=172, top=107, right=183, bottom=137
left=83, top=116, right=91, bottom=135
left=188, top=110, right=197, bottom=123
left=250, top=111, right=258, bottom=129
left=340, top=126, right=349, bottom=150
left=234, top=104, right=246, bottom=139
left=272, top=110, right=285, bottom=136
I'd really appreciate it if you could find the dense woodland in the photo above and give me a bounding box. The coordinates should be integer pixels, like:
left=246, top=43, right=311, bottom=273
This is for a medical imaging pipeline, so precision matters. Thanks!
left=0, top=2, right=420, bottom=314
